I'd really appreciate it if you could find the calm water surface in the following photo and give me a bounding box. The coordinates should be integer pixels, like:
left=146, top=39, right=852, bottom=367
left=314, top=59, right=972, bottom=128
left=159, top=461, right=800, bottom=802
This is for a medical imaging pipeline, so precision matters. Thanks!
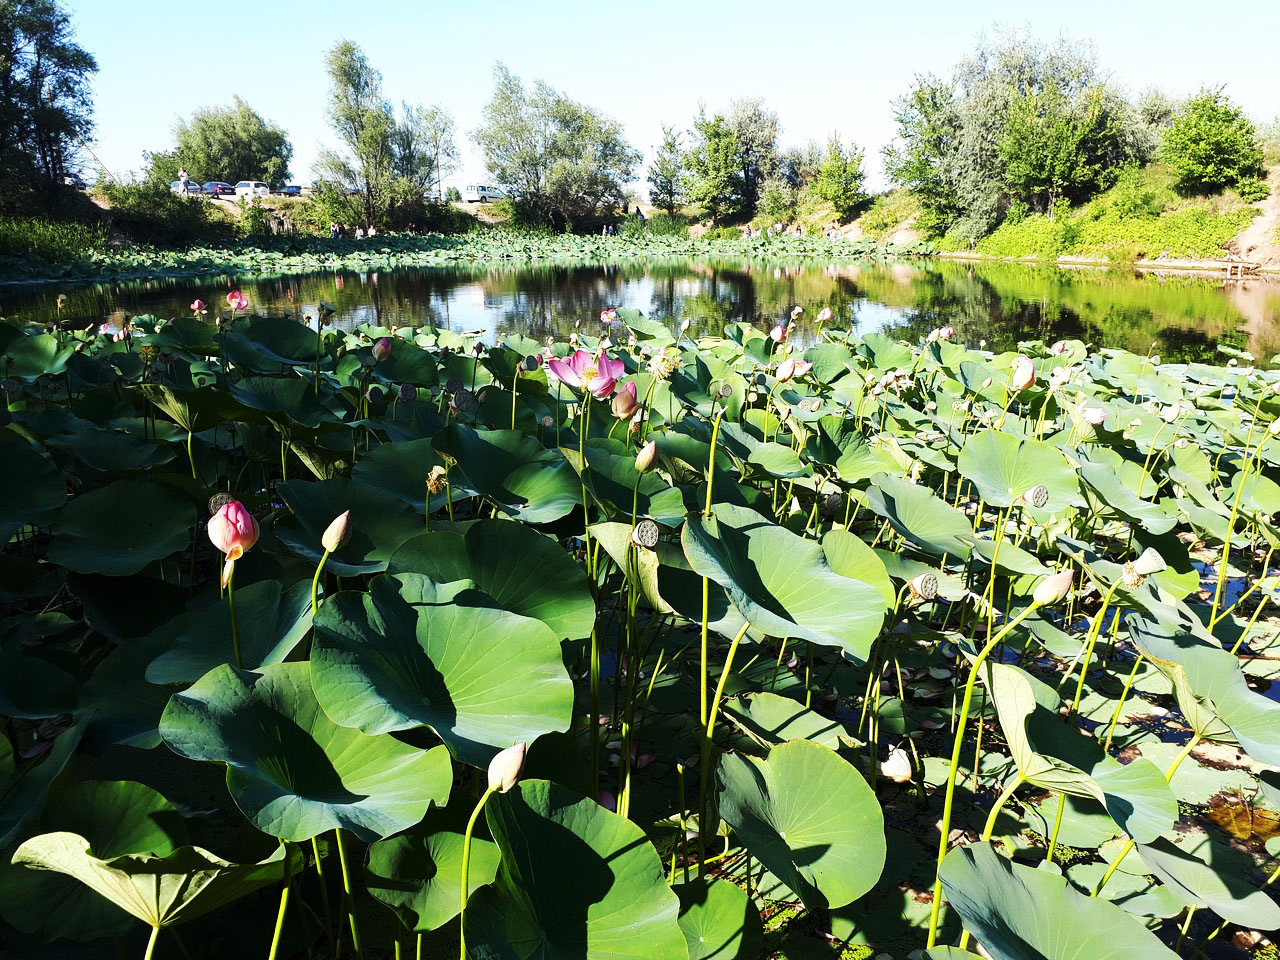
left=4, top=258, right=1278, bottom=363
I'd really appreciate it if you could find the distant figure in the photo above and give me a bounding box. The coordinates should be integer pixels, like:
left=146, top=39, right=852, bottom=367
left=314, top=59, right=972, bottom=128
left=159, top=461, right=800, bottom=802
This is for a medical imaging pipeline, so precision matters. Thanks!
left=178, top=166, right=189, bottom=194
left=355, top=226, right=365, bottom=240
left=329, top=221, right=339, bottom=239
left=634, top=207, right=645, bottom=222
left=368, top=225, right=377, bottom=238
left=602, top=223, right=609, bottom=236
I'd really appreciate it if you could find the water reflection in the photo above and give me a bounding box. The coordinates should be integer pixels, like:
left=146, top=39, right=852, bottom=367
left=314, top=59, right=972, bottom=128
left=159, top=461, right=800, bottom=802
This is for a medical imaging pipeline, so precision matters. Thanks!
left=3, top=258, right=1275, bottom=363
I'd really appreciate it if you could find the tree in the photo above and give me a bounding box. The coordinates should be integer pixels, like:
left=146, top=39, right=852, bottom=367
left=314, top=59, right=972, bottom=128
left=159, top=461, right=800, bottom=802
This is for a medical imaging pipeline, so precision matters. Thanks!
left=647, top=125, right=684, bottom=214
left=160, top=97, right=293, bottom=187
left=1160, top=89, right=1263, bottom=193
left=882, top=74, right=964, bottom=236
left=683, top=110, right=740, bottom=221
left=727, top=97, right=779, bottom=215
left=392, top=103, right=458, bottom=200
left=472, top=64, right=639, bottom=228
left=0, top=0, right=97, bottom=210
left=810, top=137, right=868, bottom=220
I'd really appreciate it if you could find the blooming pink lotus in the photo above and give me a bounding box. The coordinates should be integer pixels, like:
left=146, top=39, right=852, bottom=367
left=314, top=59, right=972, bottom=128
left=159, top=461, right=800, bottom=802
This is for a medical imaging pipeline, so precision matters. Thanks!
left=372, top=337, right=392, bottom=362
left=611, top=380, right=638, bottom=419
left=1079, top=403, right=1107, bottom=426
left=1010, top=355, right=1035, bottom=392
left=600, top=308, right=617, bottom=325
left=816, top=307, right=833, bottom=324
left=546, top=349, right=623, bottom=399
left=226, top=292, right=249, bottom=312
left=208, top=500, right=259, bottom=587
left=190, top=299, right=205, bottom=313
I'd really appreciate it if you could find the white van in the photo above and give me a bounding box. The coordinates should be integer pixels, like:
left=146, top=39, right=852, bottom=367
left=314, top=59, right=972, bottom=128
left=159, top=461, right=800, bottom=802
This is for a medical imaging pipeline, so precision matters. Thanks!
left=462, top=184, right=505, bottom=203
left=235, top=181, right=270, bottom=198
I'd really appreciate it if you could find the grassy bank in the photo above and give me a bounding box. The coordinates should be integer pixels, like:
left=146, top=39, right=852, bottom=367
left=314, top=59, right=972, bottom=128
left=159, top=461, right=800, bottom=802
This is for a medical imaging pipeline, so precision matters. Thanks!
left=0, top=228, right=927, bottom=284
left=937, top=165, right=1258, bottom=262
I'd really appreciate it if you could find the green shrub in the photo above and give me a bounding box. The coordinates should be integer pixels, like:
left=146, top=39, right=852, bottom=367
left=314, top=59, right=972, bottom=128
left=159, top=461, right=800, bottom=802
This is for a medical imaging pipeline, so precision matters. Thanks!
left=241, top=199, right=271, bottom=236
left=1159, top=90, right=1263, bottom=193
left=0, top=216, right=105, bottom=261
left=1235, top=176, right=1270, bottom=202
left=858, top=190, right=921, bottom=240
left=445, top=186, right=462, bottom=202
left=643, top=211, right=689, bottom=236
left=97, top=181, right=236, bottom=244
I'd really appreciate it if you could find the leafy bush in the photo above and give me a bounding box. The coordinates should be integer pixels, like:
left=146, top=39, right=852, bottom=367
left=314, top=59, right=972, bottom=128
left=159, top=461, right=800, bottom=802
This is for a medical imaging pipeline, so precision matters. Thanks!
left=857, top=190, right=921, bottom=240
left=1159, top=90, right=1263, bottom=193
left=756, top=178, right=797, bottom=223
left=1235, top=176, right=1270, bottom=202
left=240, top=199, right=271, bottom=236
left=96, top=181, right=236, bottom=244
left=642, top=211, right=689, bottom=236
left=445, top=186, right=462, bottom=202
left=0, top=215, right=104, bottom=261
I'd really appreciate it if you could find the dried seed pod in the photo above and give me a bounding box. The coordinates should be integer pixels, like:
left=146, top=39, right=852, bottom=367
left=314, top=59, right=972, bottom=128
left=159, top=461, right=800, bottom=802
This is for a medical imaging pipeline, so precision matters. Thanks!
left=445, top=376, right=464, bottom=396
left=909, top=573, right=939, bottom=601
left=426, top=465, right=448, bottom=495
left=453, top=388, right=475, bottom=412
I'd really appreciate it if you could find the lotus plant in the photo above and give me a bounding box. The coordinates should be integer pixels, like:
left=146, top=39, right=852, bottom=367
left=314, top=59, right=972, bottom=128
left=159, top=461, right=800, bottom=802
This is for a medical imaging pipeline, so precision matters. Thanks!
left=460, top=743, right=526, bottom=960
left=546, top=348, right=623, bottom=399
left=207, top=500, right=259, bottom=668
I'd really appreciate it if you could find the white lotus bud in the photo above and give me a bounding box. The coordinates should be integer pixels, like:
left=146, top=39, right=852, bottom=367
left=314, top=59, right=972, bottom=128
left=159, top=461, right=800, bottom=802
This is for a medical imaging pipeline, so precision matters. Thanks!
left=1161, top=402, right=1182, bottom=423
left=1270, top=418, right=1280, bottom=437
left=321, top=510, right=351, bottom=553
left=487, top=742, right=526, bottom=794
left=634, top=440, right=658, bottom=473
left=1033, top=570, right=1074, bottom=606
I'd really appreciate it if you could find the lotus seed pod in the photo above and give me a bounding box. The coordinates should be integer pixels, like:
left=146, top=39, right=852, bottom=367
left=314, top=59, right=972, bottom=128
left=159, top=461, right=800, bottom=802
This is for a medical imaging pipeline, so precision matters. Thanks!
left=399, top=383, right=416, bottom=401
left=453, top=388, right=475, bottom=412
left=321, top=510, right=351, bottom=553
left=718, top=383, right=733, bottom=399
left=541, top=415, right=554, bottom=428
left=631, top=519, right=660, bottom=549
left=910, top=573, right=939, bottom=600
left=1022, top=485, right=1049, bottom=509
left=487, top=742, right=526, bottom=794
left=1131, top=547, right=1167, bottom=577
left=1033, top=569, right=1074, bottom=606
left=445, top=376, right=464, bottom=395
left=208, top=492, right=235, bottom=517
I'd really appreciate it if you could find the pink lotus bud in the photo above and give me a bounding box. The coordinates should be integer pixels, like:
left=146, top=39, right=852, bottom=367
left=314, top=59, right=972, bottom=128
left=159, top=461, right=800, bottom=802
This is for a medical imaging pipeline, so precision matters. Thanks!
left=1033, top=569, right=1074, bottom=606
left=939, top=326, right=954, bottom=340
left=1010, top=356, right=1035, bottom=392
left=487, top=742, right=526, bottom=794
left=208, top=500, right=259, bottom=561
left=321, top=510, right=351, bottom=553
left=816, top=307, right=833, bottom=324
left=611, top=381, right=638, bottom=419
left=634, top=439, right=658, bottom=473
left=776, top=358, right=796, bottom=382
left=769, top=324, right=787, bottom=343
left=372, top=338, right=391, bottom=362
left=190, top=299, right=205, bottom=313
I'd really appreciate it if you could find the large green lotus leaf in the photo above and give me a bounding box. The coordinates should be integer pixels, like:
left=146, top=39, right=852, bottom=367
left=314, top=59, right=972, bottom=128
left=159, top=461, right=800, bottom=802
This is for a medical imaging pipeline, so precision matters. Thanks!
left=145, top=580, right=313, bottom=684
left=0, top=650, right=77, bottom=718
left=464, top=779, right=688, bottom=960
left=365, top=820, right=500, bottom=933
left=1076, top=449, right=1177, bottom=535
left=369, top=338, right=439, bottom=387
left=351, top=436, right=471, bottom=511
left=311, top=573, right=573, bottom=767
left=231, top=376, right=343, bottom=428
left=12, top=832, right=294, bottom=929
left=135, top=382, right=257, bottom=433
left=561, top=437, right=687, bottom=525
left=820, top=528, right=894, bottom=606
left=274, top=477, right=419, bottom=576
left=983, top=662, right=1176, bottom=843
left=816, top=417, right=899, bottom=483
left=969, top=537, right=1051, bottom=577
left=388, top=520, right=594, bottom=640
left=81, top=630, right=173, bottom=751
left=4, top=332, right=74, bottom=380
left=723, top=692, right=849, bottom=750
left=1065, top=862, right=1185, bottom=918
left=863, top=472, right=975, bottom=558
left=682, top=504, right=886, bottom=660
left=589, top=520, right=748, bottom=640
left=747, top=441, right=812, bottom=479
left=939, top=843, right=1178, bottom=960
left=49, top=428, right=176, bottom=473
left=957, top=430, right=1080, bottom=513
left=1135, top=836, right=1280, bottom=929
left=673, top=878, right=762, bottom=960
left=0, top=780, right=187, bottom=941
left=0, top=429, right=65, bottom=540
left=48, top=481, right=193, bottom=576
left=159, top=661, right=452, bottom=841
left=1127, top=612, right=1280, bottom=765
left=241, top=316, right=322, bottom=365
left=434, top=423, right=581, bottom=524
left=0, top=719, right=84, bottom=847
left=717, top=739, right=885, bottom=909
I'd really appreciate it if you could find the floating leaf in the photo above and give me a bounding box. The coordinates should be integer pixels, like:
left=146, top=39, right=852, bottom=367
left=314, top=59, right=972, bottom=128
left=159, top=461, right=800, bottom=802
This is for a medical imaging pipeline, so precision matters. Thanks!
left=49, top=481, right=193, bottom=576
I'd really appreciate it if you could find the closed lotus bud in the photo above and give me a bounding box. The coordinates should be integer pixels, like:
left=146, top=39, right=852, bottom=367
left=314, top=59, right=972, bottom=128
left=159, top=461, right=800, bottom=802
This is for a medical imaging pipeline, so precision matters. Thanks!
left=776, top=358, right=796, bottom=382
left=881, top=745, right=913, bottom=783
left=634, top=439, right=658, bottom=473
left=909, top=573, right=939, bottom=600
left=1022, top=484, right=1049, bottom=509
left=322, top=510, right=351, bottom=553
left=487, top=742, right=526, bottom=794
left=372, top=337, right=391, bottom=362
left=1132, top=547, right=1167, bottom=577
left=1270, top=418, right=1280, bottom=437
left=208, top=500, right=259, bottom=560
left=679, top=318, right=691, bottom=333
left=816, top=307, right=833, bottom=323
left=939, top=325, right=954, bottom=340
left=1033, top=569, right=1074, bottom=606
left=611, top=381, right=638, bottom=419
left=981, top=377, right=993, bottom=389
left=1010, top=355, right=1035, bottom=392
left=1161, top=401, right=1182, bottom=423
left=769, top=324, right=786, bottom=343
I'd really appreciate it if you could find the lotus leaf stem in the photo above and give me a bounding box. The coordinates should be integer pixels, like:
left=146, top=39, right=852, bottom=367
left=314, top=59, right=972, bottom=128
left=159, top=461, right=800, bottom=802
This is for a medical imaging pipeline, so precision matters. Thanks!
left=310, top=547, right=332, bottom=624
left=334, top=829, right=363, bottom=959
left=227, top=561, right=243, bottom=669
left=1103, top=653, right=1144, bottom=751
left=143, top=925, right=160, bottom=960
left=459, top=786, right=497, bottom=960
left=267, top=842, right=293, bottom=960
left=697, top=619, right=750, bottom=875
left=311, top=836, right=333, bottom=939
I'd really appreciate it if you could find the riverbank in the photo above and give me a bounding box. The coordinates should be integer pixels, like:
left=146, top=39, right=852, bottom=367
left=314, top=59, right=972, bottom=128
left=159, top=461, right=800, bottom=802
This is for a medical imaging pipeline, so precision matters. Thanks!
left=937, top=250, right=1280, bottom=276
left=0, top=229, right=928, bottom=286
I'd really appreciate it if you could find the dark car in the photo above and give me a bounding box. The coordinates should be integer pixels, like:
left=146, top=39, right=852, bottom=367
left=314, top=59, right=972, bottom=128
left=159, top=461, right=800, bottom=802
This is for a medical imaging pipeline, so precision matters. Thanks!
left=277, top=184, right=302, bottom=197
left=202, top=181, right=234, bottom=196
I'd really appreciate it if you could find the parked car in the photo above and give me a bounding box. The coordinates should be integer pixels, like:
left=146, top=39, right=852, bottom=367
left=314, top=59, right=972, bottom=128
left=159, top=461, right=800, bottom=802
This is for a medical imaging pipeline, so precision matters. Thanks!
left=462, top=184, right=505, bottom=203
left=234, top=181, right=269, bottom=198
left=170, top=180, right=200, bottom=195
left=277, top=185, right=302, bottom=197
left=202, top=181, right=235, bottom=196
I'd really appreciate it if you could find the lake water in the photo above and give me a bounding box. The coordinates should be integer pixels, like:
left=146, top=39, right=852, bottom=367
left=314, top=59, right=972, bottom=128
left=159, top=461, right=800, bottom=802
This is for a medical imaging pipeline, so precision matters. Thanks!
left=3, top=257, right=1277, bottom=363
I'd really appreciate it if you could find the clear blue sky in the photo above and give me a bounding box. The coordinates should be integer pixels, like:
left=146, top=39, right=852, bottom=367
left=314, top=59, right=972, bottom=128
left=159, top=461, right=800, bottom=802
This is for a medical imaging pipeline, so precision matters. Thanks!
left=66, top=0, right=1280, bottom=192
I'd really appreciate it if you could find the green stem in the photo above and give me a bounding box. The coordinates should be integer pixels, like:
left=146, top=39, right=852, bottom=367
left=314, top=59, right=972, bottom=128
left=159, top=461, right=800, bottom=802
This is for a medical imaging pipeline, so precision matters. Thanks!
left=958, top=773, right=1024, bottom=951
left=227, top=560, right=243, bottom=669
left=926, top=601, right=1043, bottom=948
left=1103, top=654, right=1144, bottom=751
left=186, top=428, right=198, bottom=480
left=334, top=829, right=363, bottom=960
left=310, top=548, right=332, bottom=621
left=143, top=925, right=160, bottom=960
left=1046, top=792, right=1067, bottom=864
left=1067, top=585, right=1120, bottom=721
left=460, top=786, right=497, bottom=960
left=697, top=620, right=751, bottom=878
left=267, top=843, right=293, bottom=960
left=311, top=836, right=333, bottom=939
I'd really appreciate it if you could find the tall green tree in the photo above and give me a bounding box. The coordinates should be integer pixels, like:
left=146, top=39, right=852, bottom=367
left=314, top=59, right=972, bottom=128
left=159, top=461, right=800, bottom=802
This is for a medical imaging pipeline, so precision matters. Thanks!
left=472, top=64, right=639, bottom=228
left=810, top=137, right=868, bottom=220
left=647, top=125, right=685, bottom=215
left=727, top=97, right=779, bottom=214
left=683, top=110, right=740, bottom=221
left=148, top=98, right=292, bottom=188
left=0, top=0, right=97, bottom=210
left=1160, top=89, right=1263, bottom=193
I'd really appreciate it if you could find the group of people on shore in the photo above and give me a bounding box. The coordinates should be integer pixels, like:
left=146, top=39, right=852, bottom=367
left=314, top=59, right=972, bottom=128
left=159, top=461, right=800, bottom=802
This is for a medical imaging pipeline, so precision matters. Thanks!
left=328, top=222, right=379, bottom=239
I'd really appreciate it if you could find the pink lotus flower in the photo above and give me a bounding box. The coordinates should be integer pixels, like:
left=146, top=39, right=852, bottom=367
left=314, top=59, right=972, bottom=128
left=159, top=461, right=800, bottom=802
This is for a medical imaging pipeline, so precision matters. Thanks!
left=939, top=326, right=954, bottom=340
left=208, top=500, right=259, bottom=588
left=793, top=359, right=813, bottom=377
left=546, top=349, right=623, bottom=399
left=816, top=307, right=833, bottom=324
left=611, top=380, right=638, bottom=419
left=600, top=308, right=617, bottom=325
left=190, top=299, right=205, bottom=313
left=372, top=337, right=391, bottom=362
left=1051, top=340, right=1069, bottom=355
left=226, top=292, right=249, bottom=313
left=1079, top=403, right=1107, bottom=426
left=1010, top=355, right=1035, bottom=392
left=769, top=324, right=787, bottom=343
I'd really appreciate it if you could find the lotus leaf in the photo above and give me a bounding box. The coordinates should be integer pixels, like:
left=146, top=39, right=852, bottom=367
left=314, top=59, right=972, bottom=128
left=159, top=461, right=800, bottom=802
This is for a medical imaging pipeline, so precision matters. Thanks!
left=49, top=480, right=193, bottom=576
left=435, top=423, right=582, bottom=523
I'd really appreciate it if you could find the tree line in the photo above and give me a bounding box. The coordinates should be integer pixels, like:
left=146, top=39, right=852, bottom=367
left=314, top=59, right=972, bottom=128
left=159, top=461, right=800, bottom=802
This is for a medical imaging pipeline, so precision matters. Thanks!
left=3, top=1, right=1276, bottom=239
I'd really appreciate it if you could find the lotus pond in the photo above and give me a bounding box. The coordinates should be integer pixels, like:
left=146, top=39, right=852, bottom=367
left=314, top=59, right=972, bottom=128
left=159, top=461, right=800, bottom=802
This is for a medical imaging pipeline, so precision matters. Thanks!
left=4, top=257, right=1279, bottom=365
left=1, top=292, right=1279, bottom=960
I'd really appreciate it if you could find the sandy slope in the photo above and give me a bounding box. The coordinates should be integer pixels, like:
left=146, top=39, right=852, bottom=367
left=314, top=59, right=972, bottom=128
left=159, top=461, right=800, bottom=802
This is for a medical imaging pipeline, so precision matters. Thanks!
left=1223, top=167, right=1280, bottom=266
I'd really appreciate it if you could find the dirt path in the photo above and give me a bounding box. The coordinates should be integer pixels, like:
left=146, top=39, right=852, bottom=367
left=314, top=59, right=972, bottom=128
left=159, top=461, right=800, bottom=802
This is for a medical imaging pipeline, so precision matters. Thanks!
left=1226, top=167, right=1280, bottom=266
